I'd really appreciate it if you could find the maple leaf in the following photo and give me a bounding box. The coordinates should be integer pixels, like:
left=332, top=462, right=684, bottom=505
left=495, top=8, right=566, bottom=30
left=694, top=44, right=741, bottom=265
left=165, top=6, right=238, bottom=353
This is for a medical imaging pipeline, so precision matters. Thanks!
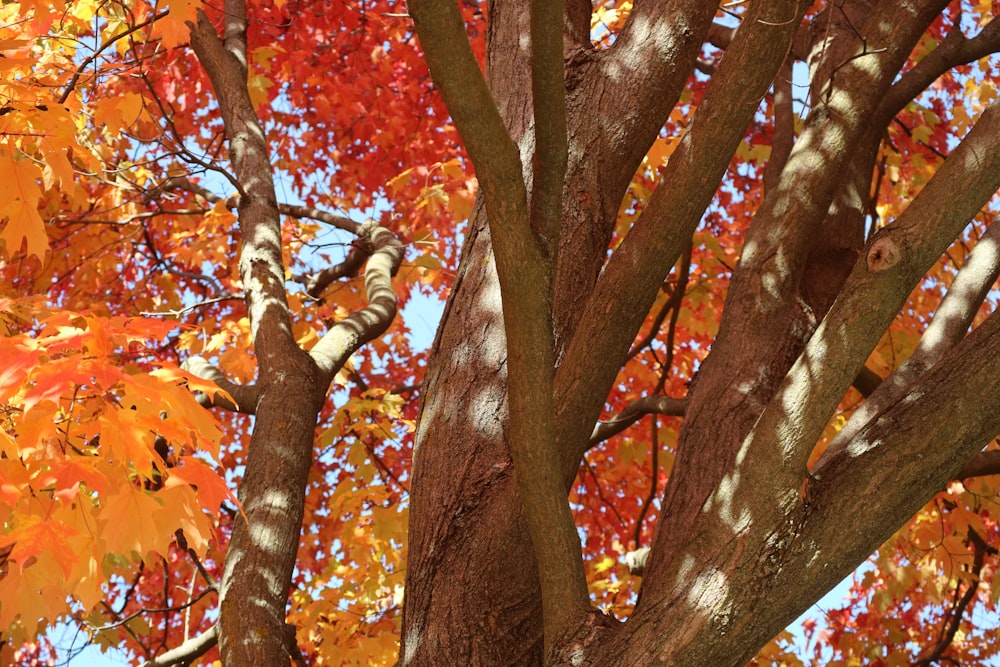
left=97, top=487, right=172, bottom=559
left=0, top=159, right=48, bottom=259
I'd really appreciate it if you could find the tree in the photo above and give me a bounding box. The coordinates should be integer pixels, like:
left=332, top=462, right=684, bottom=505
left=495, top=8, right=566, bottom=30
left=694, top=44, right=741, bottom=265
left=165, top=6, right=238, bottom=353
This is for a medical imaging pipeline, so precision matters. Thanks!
left=2, top=0, right=1000, bottom=666
left=402, top=0, right=1000, bottom=664
left=0, top=0, right=451, bottom=664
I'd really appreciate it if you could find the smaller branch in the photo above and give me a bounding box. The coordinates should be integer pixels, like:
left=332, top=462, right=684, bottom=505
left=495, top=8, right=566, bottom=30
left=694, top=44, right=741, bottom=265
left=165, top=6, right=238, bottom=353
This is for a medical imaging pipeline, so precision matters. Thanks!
left=175, top=530, right=217, bottom=589
left=916, top=528, right=996, bottom=665
left=582, top=461, right=628, bottom=527
left=893, top=117, right=948, bottom=161
left=181, top=356, right=260, bottom=414
left=651, top=245, right=692, bottom=396
left=852, top=365, right=883, bottom=398
left=284, top=623, right=308, bottom=667
left=93, top=589, right=215, bottom=633
left=135, top=70, right=243, bottom=193
left=763, top=53, right=795, bottom=194
left=292, top=238, right=369, bottom=299
left=628, top=242, right=692, bottom=360
left=707, top=21, right=736, bottom=50
left=142, top=624, right=218, bottom=667
left=59, top=10, right=170, bottom=104
left=632, top=416, right=660, bottom=548
left=161, top=176, right=363, bottom=234
left=278, top=202, right=362, bottom=235
left=880, top=16, right=1000, bottom=125
left=589, top=395, right=688, bottom=447
left=694, top=59, right=716, bottom=75
left=140, top=294, right=243, bottom=318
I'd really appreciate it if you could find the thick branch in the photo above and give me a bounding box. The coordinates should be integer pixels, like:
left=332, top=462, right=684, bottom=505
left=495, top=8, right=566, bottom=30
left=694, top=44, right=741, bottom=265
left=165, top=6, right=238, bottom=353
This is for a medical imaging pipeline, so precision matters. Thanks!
left=310, top=221, right=404, bottom=382
left=188, top=8, right=301, bottom=371
left=762, top=100, right=1000, bottom=483
left=411, top=0, right=591, bottom=650
left=529, top=0, right=566, bottom=257
left=594, top=1, right=717, bottom=188
left=821, top=216, right=1000, bottom=460
left=556, top=0, right=808, bottom=470
left=803, top=312, right=1000, bottom=621
left=189, top=5, right=321, bottom=665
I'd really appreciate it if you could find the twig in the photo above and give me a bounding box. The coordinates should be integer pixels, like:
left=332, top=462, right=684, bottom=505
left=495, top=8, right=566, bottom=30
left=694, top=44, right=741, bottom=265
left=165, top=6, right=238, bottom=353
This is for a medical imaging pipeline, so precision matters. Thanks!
left=589, top=395, right=688, bottom=447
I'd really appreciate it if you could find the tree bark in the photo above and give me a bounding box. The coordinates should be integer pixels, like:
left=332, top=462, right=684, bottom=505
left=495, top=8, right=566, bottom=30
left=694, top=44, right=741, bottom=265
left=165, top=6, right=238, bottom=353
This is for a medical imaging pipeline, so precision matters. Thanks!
left=403, top=2, right=1000, bottom=665
left=189, top=5, right=404, bottom=663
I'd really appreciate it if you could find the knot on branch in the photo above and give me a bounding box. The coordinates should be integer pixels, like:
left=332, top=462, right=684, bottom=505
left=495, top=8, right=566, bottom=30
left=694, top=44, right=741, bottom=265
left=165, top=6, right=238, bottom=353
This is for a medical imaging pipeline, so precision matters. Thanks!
left=866, top=233, right=901, bottom=272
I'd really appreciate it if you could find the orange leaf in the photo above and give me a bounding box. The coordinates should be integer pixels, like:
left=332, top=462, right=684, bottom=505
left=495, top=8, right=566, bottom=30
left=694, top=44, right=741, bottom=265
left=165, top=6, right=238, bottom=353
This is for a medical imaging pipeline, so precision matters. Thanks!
left=0, top=159, right=48, bottom=258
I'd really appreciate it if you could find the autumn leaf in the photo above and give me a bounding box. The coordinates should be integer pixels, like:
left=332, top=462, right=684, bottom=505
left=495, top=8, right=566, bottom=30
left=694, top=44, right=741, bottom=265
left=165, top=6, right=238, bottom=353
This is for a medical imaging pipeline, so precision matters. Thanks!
left=0, top=159, right=47, bottom=258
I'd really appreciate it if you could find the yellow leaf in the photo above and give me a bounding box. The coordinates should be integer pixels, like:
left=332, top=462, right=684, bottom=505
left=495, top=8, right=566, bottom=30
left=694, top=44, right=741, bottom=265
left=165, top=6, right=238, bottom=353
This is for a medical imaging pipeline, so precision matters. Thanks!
left=248, top=73, right=274, bottom=112
left=98, top=486, right=171, bottom=558
left=0, top=159, right=48, bottom=258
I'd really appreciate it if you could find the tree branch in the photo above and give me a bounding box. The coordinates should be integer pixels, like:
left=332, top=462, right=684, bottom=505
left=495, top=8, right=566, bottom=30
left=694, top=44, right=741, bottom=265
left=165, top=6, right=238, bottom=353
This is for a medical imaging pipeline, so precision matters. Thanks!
left=763, top=53, right=796, bottom=194
left=189, top=5, right=305, bottom=370
left=957, top=449, right=1000, bottom=480
left=408, top=0, right=526, bottom=222
left=189, top=6, right=323, bottom=664
left=917, top=528, right=996, bottom=665
left=556, top=0, right=808, bottom=469
left=59, top=10, right=170, bottom=104
left=529, top=0, right=566, bottom=258
left=162, top=176, right=363, bottom=234
left=292, top=236, right=370, bottom=299
left=564, top=0, right=590, bottom=45
left=181, top=355, right=260, bottom=414
left=589, top=395, right=687, bottom=447
left=627, top=242, right=692, bottom=360
left=598, top=1, right=718, bottom=187
left=411, top=0, right=591, bottom=650
left=743, top=99, right=1000, bottom=489
left=820, top=216, right=1000, bottom=462
left=309, top=221, right=404, bottom=382
left=142, top=625, right=218, bottom=667
left=633, top=416, right=660, bottom=548
left=879, top=16, right=1000, bottom=125
left=852, top=365, right=883, bottom=398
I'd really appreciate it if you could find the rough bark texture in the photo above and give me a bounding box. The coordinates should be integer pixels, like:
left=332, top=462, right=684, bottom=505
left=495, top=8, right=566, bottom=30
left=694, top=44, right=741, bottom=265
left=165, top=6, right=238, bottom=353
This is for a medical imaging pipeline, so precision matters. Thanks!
left=188, top=4, right=404, bottom=664
left=404, top=1, right=1000, bottom=666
